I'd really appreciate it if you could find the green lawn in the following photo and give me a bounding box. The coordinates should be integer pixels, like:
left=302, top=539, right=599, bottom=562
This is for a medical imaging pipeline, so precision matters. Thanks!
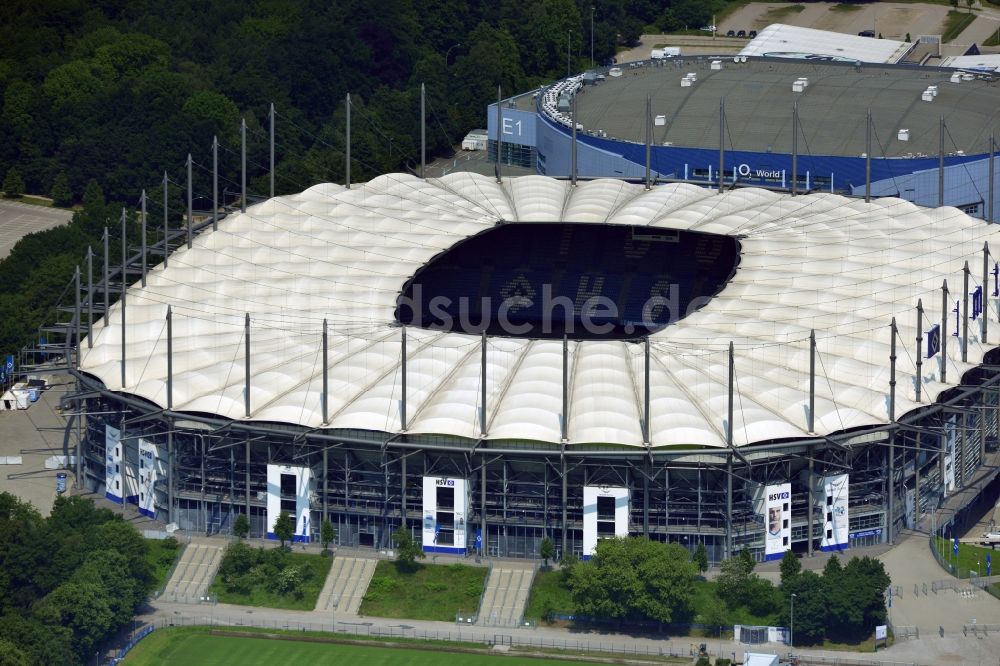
left=942, top=10, right=976, bottom=43
left=123, top=629, right=610, bottom=665
left=831, top=2, right=863, bottom=11
left=147, top=537, right=183, bottom=592
left=523, top=570, right=777, bottom=628
left=207, top=551, right=332, bottom=610
left=933, top=536, right=997, bottom=579
left=359, top=561, right=486, bottom=622
left=985, top=26, right=1000, bottom=47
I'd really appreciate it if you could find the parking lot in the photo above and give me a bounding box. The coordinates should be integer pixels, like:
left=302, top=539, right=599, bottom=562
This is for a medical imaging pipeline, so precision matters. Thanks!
left=0, top=199, right=72, bottom=260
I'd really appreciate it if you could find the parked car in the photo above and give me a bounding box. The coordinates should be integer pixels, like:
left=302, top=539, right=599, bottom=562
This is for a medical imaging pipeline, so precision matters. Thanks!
left=726, top=29, right=735, bottom=37
left=737, top=29, right=746, bottom=37
left=858, top=30, right=875, bottom=37
left=749, top=30, right=757, bottom=38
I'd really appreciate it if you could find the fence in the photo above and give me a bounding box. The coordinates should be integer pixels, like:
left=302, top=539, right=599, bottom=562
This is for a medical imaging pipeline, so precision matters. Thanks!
left=104, top=624, right=154, bottom=665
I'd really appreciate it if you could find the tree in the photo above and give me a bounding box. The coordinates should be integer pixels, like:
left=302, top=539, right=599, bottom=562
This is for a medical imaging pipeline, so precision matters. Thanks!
left=320, top=518, right=336, bottom=554
left=392, top=527, right=425, bottom=570
left=782, top=570, right=826, bottom=646
left=2, top=169, right=24, bottom=198
left=568, top=537, right=696, bottom=624
left=906, top=32, right=912, bottom=42
left=272, top=511, right=294, bottom=549
left=49, top=173, right=72, bottom=207
left=779, top=550, right=801, bottom=586
left=692, top=543, right=709, bottom=575
left=967, top=0, right=975, bottom=11
left=233, top=513, right=250, bottom=539
left=0, top=638, right=31, bottom=666
left=540, top=537, right=556, bottom=567
left=716, top=548, right=757, bottom=607
left=35, top=581, right=114, bottom=660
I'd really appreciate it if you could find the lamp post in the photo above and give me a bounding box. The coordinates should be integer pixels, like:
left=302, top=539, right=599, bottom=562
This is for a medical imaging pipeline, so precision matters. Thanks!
left=444, top=42, right=462, bottom=66
left=790, top=593, right=797, bottom=650
left=590, top=6, right=595, bottom=68
left=567, top=30, right=572, bottom=78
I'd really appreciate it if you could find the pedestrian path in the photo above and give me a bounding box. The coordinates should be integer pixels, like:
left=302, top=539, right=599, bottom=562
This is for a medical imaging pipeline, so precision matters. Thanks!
left=160, top=539, right=224, bottom=603
left=315, top=554, right=377, bottom=614
left=477, top=563, right=535, bottom=626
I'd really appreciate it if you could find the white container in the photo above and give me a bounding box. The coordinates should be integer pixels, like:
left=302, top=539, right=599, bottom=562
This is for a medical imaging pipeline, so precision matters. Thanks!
left=921, top=91, right=933, bottom=102
left=792, top=82, right=804, bottom=92
left=951, top=72, right=962, bottom=83
left=898, top=129, right=910, bottom=141
left=797, top=77, right=809, bottom=87
left=609, top=67, right=622, bottom=77
left=927, top=85, right=938, bottom=97
left=13, top=390, right=29, bottom=410
left=654, top=114, right=666, bottom=126
left=711, top=60, right=722, bottom=70
left=681, top=77, right=692, bottom=87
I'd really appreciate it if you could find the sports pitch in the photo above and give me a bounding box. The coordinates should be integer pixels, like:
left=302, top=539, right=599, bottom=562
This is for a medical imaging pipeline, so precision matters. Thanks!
left=123, top=631, right=614, bottom=666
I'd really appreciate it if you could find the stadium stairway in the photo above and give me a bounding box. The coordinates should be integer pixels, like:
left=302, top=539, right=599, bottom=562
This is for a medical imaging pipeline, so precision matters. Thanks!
left=161, top=538, right=224, bottom=604
left=315, top=553, right=378, bottom=615
left=476, top=562, right=536, bottom=627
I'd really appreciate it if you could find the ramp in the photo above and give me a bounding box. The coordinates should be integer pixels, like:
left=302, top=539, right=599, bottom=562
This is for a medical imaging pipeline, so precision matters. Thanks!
left=161, top=540, right=224, bottom=603
left=315, top=555, right=377, bottom=615
left=477, top=563, right=535, bottom=626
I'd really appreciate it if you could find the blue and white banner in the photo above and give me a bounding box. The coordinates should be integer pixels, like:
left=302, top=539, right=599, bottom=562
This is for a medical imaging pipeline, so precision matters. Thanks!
left=105, top=425, right=122, bottom=503
left=137, top=439, right=158, bottom=518
left=987, top=553, right=992, bottom=576
left=4, top=355, right=13, bottom=378
left=582, top=485, right=630, bottom=558
left=266, top=463, right=313, bottom=543
left=762, top=483, right=792, bottom=561
left=927, top=324, right=941, bottom=358
left=820, top=474, right=849, bottom=552
left=422, top=476, right=469, bottom=554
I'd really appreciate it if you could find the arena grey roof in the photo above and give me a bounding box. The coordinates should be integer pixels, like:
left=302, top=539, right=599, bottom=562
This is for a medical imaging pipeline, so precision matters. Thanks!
left=572, top=57, right=1000, bottom=158
left=79, top=174, right=1000, bottom=449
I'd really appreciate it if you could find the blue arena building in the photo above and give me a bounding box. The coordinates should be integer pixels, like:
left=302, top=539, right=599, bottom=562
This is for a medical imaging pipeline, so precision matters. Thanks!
left=488, top=55, right=1000, bottom=218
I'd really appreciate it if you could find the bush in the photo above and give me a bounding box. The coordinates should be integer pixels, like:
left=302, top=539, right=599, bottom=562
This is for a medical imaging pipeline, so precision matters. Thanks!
left=3, top=168, right=25, bottom=198
left=218, top=542, right=257, bottom=582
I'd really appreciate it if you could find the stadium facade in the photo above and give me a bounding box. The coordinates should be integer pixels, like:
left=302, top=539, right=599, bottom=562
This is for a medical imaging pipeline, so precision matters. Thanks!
left=488, top=55, right=1000, bottom=221
left=68, top=174, right=1000, bottom=563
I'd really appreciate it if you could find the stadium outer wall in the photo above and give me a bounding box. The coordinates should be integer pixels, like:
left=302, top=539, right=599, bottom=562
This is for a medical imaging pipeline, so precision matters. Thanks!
left=72, top=351, right=1000, bottom=565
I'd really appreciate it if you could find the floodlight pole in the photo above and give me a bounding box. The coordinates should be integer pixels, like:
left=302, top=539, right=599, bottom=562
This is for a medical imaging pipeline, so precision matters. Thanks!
left=938, top=116, right=945, bottom=207
left=645, top=95, right=652, bottom=191
left=74, top=266, right=80, bottom=362
left=915, top=298, right=924, bottom=403
left=726, top=341, right=734, bottom=559
left=865, top=107, right=872, bottom=203
left=241, top=118, right=247, bottom=212
left=345, top=94, right=352, bottom=189
left=401, top=325, right=407, bottom=431
left=140, top=189, right=147, bottom=287
left=791, top=102, right=798, bottom=196
left=86, top=247, right=93, bottom=348
left=643, top=336, right=651, bottom=445
left=888, top=316, right=897, bottom=544
left=162, top=172, right=169, bottom=268
left=166, top=306, right=173, bottom=410
left=571, top=91, right=578, bottom=186
left=480, top=330, right=487, bottom=437
left=269, top=103, right=275, bottom=199
left=562, top=335, right=569, bottom=442
left=984, top=242, right=990, bottom=344
left=120, top=208, right=127, bottom=389
left=496, top=85, right=502, bottom=184
left=963, top=261, right=970, bottom=363
left=941, top=279, right=949, bottom=383
left=322, top=318, right=329, bottom=426
left=808, top=329, right=815, bottom=434
left=718, top=98, right=725, bottom=194
left=989, top=133, right=995, bottom=224
left=103, top=227, right=110, bottom=317
left=212, top=136, right=219, bottom=231
left=244, top=312, right=251, bottom=418
left=420, top=83, right=426, bottom=179
left=186, top=153, right=193, bottom=249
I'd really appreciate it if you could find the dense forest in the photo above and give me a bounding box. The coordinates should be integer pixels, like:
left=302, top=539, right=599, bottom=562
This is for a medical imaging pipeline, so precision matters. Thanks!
left=0, top=493, right=161, bottom=665
left=0, top=0, right=728, bottom=361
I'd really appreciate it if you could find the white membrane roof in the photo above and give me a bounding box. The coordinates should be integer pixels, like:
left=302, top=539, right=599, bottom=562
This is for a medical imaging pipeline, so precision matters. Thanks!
left=740, top=24, right=913, bottom=64
left=80, top=174, right=1000, bottom=448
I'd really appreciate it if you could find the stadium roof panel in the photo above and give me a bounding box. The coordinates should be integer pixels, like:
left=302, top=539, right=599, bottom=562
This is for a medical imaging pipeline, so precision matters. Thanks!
left=739, top=23, right=913, bottom=64
left=80, top=174, right=1000, bottom=449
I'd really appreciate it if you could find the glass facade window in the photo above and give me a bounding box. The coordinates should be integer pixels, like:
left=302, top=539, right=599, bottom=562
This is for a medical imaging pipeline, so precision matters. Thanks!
left=488, top=140, right=536, bottom=169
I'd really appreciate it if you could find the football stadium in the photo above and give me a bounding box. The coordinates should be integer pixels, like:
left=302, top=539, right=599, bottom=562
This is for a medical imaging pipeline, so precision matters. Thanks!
left=66, top=171, right=1000, bottom=564
left=489, top=49, right=1000, bottom=218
